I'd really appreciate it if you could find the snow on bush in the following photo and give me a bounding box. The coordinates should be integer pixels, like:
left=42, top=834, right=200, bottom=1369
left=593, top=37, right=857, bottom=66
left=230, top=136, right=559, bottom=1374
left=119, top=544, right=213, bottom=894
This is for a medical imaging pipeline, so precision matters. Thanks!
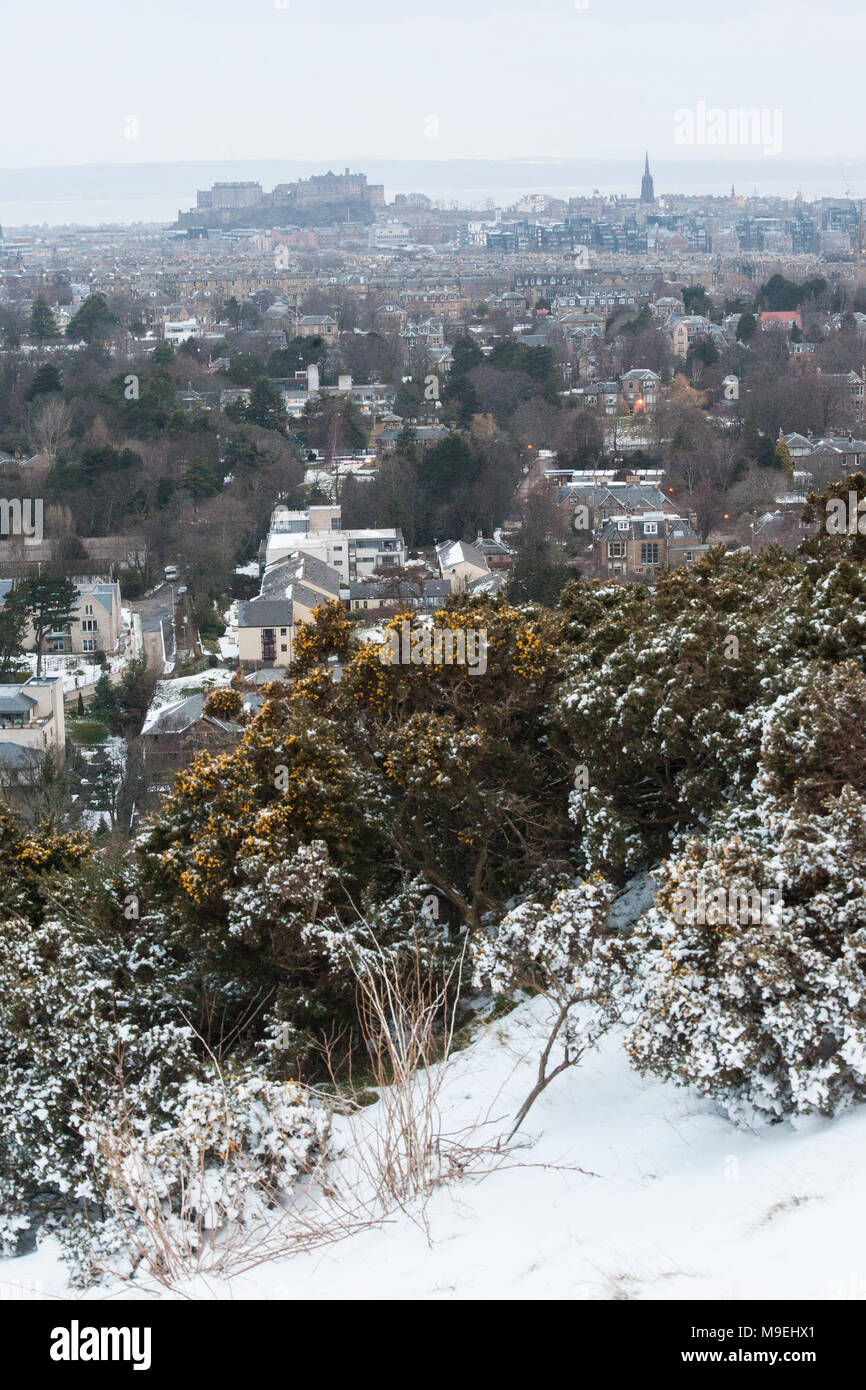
left=627, top=785, right=866, bottom=1123
left=0, top=907, right=330, bottom=1283
left=85, top=1072, right=330, bottom=1282
left=473, top=875, right=630, bottom=1134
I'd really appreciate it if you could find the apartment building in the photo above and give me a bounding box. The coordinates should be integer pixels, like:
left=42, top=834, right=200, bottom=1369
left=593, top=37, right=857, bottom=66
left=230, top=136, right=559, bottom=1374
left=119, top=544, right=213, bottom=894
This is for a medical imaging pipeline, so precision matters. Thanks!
left=262, top=503, right=407, bottom=582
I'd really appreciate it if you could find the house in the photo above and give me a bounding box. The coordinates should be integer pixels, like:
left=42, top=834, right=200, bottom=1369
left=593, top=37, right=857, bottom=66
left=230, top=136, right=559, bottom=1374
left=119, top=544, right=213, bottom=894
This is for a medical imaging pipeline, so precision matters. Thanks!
left=142, top=691, right=257, bottom=748
left=401, top=318, right=445, bottom=352
left=348, top=577, right=451, bottom=613
left=38, top=581, right=123, bottom=657
left=0, top=675, right=66, bottom=788
left=620, top=368, right=661, bottom=414
left=670, top=314, right=714, bottom=356
left=297, top=314, right=339, bottom=345
left=163, top=317, right=198, bottom=346
left=0, top=578, right=124, bottom=657
left=596, top=513, right=708, bottom=579
left=557, top=311, right=604, bottom=340
left=818, top=370, right=865, bottom=419
left=219, top=387, right=252, bottom=412
left=759, top=310, right=802, bottom=332
left=573, top=381, right=622, bottom=414
left=474, top=532, right=515, bottom=574
left=558, top=482, right=684, bottom=533
left=0, top=534, right=146, bottom=578
left=374, top=423, right=450, bottom=454
left=651, top=296, right=683, bottom=320
left=140, top=688, right=262, bottom=789
left=781, top=430, right=866, bottom=473
left=435, top=539, right=503, bottom=595
left=238, top=549, right=342, bottom=668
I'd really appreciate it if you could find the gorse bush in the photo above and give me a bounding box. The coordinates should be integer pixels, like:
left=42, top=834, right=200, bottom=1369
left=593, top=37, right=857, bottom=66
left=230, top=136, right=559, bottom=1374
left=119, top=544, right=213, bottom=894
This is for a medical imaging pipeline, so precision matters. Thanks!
left=627, top=782, right=866, bottom=1123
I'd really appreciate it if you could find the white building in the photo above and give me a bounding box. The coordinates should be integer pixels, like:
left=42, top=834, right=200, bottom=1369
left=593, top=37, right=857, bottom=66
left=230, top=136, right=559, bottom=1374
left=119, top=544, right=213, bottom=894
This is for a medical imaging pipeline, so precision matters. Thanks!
left=262, top=503, right=406, bottom=582
left=0, top=675, right=66, bottom=785
left=163, top=318, right=198, bottom=346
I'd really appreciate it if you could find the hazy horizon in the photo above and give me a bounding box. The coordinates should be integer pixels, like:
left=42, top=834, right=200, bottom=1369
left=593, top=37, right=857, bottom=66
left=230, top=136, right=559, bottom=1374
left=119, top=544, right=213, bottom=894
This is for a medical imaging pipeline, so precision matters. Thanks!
left=2, top=153, right=865, bottom=232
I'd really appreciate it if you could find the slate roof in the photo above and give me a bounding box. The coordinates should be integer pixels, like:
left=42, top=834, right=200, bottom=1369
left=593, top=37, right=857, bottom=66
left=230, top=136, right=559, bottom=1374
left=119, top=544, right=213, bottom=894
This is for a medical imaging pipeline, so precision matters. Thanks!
left=142, top=693, right=244, bottom=737
left=436, top=539, right=488, bottom=571
left=0, top=685, right=37, bottom=713
left=237, top=598, right=294, bottom=628
left=0, top=742, right=42, bottom=769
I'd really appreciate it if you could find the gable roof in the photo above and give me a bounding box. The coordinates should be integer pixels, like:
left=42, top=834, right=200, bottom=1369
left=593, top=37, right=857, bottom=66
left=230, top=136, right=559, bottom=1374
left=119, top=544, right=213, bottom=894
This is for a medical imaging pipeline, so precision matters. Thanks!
left=142, top=692, right=246, bottom=737
left=0, top=741, right=42, bottom=769
left=435, top=539, right=488, bottom=572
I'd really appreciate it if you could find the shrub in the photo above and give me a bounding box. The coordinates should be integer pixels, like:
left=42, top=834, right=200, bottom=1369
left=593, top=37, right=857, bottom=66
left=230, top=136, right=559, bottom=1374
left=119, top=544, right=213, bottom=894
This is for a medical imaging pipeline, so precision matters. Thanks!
left=473, top=875, right=629, bottom=1135
left=627, top=785, right=866, bottom=1123
left=202, top=687, right=243, bottom=722
left=0, top=905, right=330, bottom=1284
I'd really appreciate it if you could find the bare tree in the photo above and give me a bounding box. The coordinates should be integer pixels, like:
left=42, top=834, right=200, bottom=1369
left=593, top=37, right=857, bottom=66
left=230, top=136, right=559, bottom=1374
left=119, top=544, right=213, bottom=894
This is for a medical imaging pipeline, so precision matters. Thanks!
left=27, top=396, right=72, bottom=463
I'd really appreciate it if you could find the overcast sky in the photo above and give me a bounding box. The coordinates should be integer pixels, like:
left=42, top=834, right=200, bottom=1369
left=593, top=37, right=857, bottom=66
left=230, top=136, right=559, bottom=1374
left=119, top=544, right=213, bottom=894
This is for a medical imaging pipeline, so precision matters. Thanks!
left=3, top=0, right=861, bottom=169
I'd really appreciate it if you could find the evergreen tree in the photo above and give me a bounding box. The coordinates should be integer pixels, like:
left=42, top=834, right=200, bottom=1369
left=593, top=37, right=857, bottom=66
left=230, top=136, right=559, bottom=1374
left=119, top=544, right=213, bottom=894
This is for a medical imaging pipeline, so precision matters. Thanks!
left=30, top=294, right=59, bottom=340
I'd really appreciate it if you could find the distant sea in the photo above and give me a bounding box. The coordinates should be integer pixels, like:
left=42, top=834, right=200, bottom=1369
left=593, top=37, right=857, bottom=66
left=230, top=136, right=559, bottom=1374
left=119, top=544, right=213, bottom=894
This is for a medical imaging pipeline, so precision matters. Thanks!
left=0, top=197, right=179, bottom=230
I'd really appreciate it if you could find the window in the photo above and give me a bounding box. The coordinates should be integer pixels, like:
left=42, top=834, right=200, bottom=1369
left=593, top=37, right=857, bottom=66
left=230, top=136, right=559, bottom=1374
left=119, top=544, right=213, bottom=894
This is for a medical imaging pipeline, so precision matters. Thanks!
left=280, top=644, right=287, bottom=652
left=85, top=604, right=93, bottom=615
left=609, top=542, right=625, bottom=558
left=641, top=542, right=659, bottom=565
left=82, top=638, right=95, bottom=652
left=280, top=628, right=287, bottom=635
left=684, top=550, right=694, bottom=562
left=644, top=522, right=658, bottom=535
left=81, top=619, right=97, bottom=632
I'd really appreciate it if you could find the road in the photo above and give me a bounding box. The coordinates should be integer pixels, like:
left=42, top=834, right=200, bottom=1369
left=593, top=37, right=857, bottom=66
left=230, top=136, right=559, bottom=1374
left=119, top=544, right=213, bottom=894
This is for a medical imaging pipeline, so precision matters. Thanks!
left=128, top=583, right=176, bottom=622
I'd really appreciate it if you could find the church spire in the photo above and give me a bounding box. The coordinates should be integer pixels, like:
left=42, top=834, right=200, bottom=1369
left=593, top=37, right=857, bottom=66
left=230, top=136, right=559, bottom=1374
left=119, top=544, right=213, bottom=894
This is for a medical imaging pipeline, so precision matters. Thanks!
left=641, top=152, right=654, bottom=204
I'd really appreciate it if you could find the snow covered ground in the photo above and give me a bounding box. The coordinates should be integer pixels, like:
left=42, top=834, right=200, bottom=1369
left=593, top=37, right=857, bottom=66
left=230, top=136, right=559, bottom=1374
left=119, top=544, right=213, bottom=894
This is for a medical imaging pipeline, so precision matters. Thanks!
left=2, top=995, right=865, bottom=1302
left=17, top=613, right=140, bottom=693
left=218, top=600, right=239, bottom=660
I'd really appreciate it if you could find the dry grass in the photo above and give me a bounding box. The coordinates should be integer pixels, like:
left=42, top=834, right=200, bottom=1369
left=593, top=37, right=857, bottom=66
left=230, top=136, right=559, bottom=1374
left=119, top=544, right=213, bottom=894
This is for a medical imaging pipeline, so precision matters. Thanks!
left=89, top=930, right=508, bottom=1293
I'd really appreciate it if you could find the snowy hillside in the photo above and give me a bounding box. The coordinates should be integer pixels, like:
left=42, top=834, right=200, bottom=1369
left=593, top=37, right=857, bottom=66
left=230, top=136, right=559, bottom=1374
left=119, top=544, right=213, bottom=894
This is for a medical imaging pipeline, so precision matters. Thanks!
left=3, top=994, right=864, bottom=1303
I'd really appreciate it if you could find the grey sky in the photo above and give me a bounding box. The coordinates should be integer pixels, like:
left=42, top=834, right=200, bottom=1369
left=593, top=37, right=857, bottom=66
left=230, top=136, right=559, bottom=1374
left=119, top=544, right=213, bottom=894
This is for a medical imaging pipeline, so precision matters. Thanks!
left=3, top=0, right=860, bottom=168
